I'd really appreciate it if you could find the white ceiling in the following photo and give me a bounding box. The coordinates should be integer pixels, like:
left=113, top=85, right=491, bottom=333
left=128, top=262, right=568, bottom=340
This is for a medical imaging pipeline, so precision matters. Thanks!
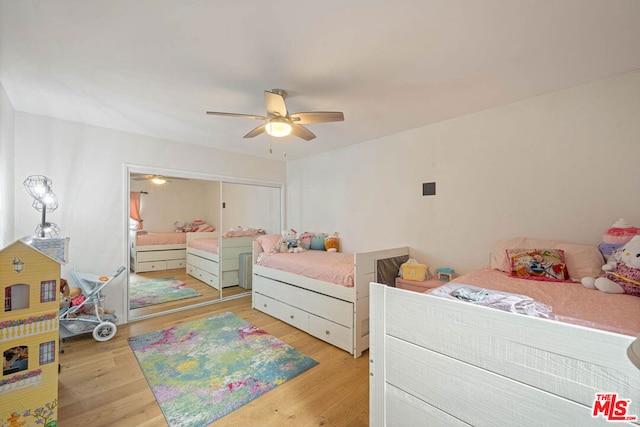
left=2, top=0, right=640, bottom=161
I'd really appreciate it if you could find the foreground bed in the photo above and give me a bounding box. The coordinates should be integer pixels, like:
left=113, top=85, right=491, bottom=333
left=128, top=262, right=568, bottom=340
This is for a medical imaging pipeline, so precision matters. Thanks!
left=186, top=232, right=258, bottom=290
left=252, top=240, right=409, bottom=357
left=369, top=269, right=640, bottom=426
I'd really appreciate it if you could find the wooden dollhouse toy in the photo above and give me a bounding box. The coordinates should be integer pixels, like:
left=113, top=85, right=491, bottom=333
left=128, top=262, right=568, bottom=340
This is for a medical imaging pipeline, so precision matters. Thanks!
left=1, top=237, right=67, bottom=427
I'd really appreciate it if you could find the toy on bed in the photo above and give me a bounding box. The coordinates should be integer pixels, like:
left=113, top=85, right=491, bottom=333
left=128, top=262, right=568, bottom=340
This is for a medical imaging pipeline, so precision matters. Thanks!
left=599, top=218, right=640, bottom=260
left=582, top=235, right=640, bottom=297
left=278, top=229, right=304, bottom=253
left=175, top=219, right=216, bottom=233
left=324, top=232, right=340, bottom=252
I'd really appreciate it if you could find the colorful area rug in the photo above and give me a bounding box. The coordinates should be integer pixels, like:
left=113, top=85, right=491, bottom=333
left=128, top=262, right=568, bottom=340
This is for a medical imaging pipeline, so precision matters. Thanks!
left=128, top=312, right=318, bottom=426
left=129, top=277, right=201, bottom=309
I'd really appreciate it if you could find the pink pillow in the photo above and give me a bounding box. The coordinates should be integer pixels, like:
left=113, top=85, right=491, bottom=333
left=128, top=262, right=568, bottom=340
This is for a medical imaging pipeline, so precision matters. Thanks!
left=490, top=237, right=604, bottom=280
left=256, top=234, right=282, bottom=254
left=196, top=223, right=216, bottom=232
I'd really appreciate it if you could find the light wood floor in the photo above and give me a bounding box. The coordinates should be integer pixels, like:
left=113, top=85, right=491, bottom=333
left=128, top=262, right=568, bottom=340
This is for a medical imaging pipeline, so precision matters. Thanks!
left=58, top=295, right=370, bottom=426
left=129, top=268, right=250, bottom=318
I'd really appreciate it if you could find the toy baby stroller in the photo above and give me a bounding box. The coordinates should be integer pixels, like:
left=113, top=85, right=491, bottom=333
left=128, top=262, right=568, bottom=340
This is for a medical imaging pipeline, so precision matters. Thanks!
left=59, top=266, right=125, bottom=342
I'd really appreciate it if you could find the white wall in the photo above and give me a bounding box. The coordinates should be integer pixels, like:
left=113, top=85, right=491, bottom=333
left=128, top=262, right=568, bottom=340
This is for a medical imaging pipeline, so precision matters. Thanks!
left=287, top=71, right=640, bottom=275
left=0, top=82, right=15, bottom=248
left=221, top=182, right=281, bottom=235
left=13, top=113, right=286, bottom=319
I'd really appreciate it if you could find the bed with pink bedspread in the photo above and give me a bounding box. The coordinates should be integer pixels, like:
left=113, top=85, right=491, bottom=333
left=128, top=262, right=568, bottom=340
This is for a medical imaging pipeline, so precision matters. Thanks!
left=187, top=236, right=219, bottom=254
left=436, top=267, right=640, bottom=336
left=130, top=231, right=187, bottom=273
left=255, top=250, right=355, bottom=287
left=186, top=231, right=262, bottom=289
left=134, top=231, right=187, bottom=247
left=369, top=237, right=640, bottom=426
left=252, top=239, right=410, bottom=357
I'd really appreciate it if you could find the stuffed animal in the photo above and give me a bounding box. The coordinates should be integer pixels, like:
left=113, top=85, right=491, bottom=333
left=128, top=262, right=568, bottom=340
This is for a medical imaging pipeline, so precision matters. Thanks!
left=60, top=295, right=71, bottom=310
left=67, top=286, right=115, bottom=316
left=274, top=238, right=289, bottom=253
left=59, top=278, right=71, bottom=309
left=582, top=235, right=640, bottom=297
left=69, top=287, right=86, bottom=307
left=283, top=229, right=304, bottom=253
left=324, top=232, right=340, bottom=252
left=599, top=218, right=640, bottom=260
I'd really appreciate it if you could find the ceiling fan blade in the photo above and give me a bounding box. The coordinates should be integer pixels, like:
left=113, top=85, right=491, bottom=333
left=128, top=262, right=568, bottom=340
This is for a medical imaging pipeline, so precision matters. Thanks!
left=264, top=90, right=288, bottom=117
left=290, top=123, right=316, bottom=141
left=244, top=124, right=266, bottom=139
left=290, top=111, right=345, bottom=124
left=206, top=111, right=266, bottom=120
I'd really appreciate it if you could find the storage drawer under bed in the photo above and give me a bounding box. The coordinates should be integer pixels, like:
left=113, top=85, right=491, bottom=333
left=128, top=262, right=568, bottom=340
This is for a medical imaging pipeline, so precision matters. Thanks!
left=253, top=292, right=309, bottom=332
left=137, top=249, right=186, bottom=262
left=187, top=253, right=218, bottom=271
left=137, top=260, right=167, bottom=272
left=252, top=274, right=353, bottom=328
left=253, top=291, right=352, bottom=352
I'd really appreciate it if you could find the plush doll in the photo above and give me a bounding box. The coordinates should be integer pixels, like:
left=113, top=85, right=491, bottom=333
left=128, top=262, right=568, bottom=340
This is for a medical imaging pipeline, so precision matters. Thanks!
left=59, top=278, right=69, bottom=307
left=69, top=287, right=86, bottom=307
left=324, top=232, right=340, bottom=252
left=298, top=232, right=314, bottom=249
left=582, top=235, right=640, bottom=297
left=67, top=287, right=115, bottom=316
left=60, top=294, right=71, bottom=310
left=274, top=238, right=289, bottom=253
left=283, top=229, right=304, bottom=253
left=599, top=218, right=640, bottom=260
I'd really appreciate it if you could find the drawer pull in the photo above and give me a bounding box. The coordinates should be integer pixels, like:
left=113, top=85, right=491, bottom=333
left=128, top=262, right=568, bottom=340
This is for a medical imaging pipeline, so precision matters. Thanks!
left=325, top=330, right=330, bottom=335
left=263, top=304, right=267, bottom=308
left=290, top=315, right=294, bottom=319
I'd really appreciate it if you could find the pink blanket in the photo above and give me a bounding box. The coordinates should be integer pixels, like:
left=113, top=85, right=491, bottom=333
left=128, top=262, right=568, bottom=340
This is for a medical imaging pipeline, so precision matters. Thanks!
left=187, top=237, right=219, bottom=254
left=136, top=232, right=186, bottom=246
left=222, top=229, right=263, bottom=238
left=257, top=251, right=355, bottom=287
left=440, top=267, right=640, bottom=336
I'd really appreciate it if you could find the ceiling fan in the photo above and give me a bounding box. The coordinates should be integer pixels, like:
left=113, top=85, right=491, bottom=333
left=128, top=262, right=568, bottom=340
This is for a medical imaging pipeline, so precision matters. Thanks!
left=131, top=174, right=188, bottom=185
left=206, top=89, right=344, bottom=141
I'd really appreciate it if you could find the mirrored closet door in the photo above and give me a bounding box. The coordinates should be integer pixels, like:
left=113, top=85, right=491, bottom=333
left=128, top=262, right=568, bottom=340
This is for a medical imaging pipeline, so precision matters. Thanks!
left=219, top=181, right=282, bottom=300
left=127, top=168, right=282, bottom=321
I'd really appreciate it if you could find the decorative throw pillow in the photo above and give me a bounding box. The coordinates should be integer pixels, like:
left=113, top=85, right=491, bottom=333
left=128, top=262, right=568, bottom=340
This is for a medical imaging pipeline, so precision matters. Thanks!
left=310, top=234, right=328, bottom=250
left=491, top=237, right=604, bottom=280
left=298, top=232, right=314, bottom=249
left=256, top=234, right=282, bottom=254
left=507, top=248, right=569, bottom=282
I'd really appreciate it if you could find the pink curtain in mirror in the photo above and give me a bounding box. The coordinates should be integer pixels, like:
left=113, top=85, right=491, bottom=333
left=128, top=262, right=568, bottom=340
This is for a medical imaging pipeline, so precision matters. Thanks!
left=129, top=191, right=143, bottom=230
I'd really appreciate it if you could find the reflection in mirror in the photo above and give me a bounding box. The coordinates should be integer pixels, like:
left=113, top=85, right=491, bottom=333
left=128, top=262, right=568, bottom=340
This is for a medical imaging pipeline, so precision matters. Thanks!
left=219, top=182, right=281, bottom=299
left=127, top=170, right=283, bottom=321
left=128, top=174, right=222, bottom=319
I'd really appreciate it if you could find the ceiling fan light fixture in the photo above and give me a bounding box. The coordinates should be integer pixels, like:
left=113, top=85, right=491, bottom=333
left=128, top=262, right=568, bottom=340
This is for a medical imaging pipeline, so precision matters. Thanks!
left=151, top=176, right=166, bottom=185
left=265, top=118, right=292, bottom=138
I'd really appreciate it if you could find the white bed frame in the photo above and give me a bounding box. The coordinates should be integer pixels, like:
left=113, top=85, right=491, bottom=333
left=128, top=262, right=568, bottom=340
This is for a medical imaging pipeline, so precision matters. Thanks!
left=369, top=283, right=640, bottom=426
left=130, top=231, right=186, bottom=273
left=252, top=242, right=409, bottom=358
left=186, top=232, right=256, bottom=290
